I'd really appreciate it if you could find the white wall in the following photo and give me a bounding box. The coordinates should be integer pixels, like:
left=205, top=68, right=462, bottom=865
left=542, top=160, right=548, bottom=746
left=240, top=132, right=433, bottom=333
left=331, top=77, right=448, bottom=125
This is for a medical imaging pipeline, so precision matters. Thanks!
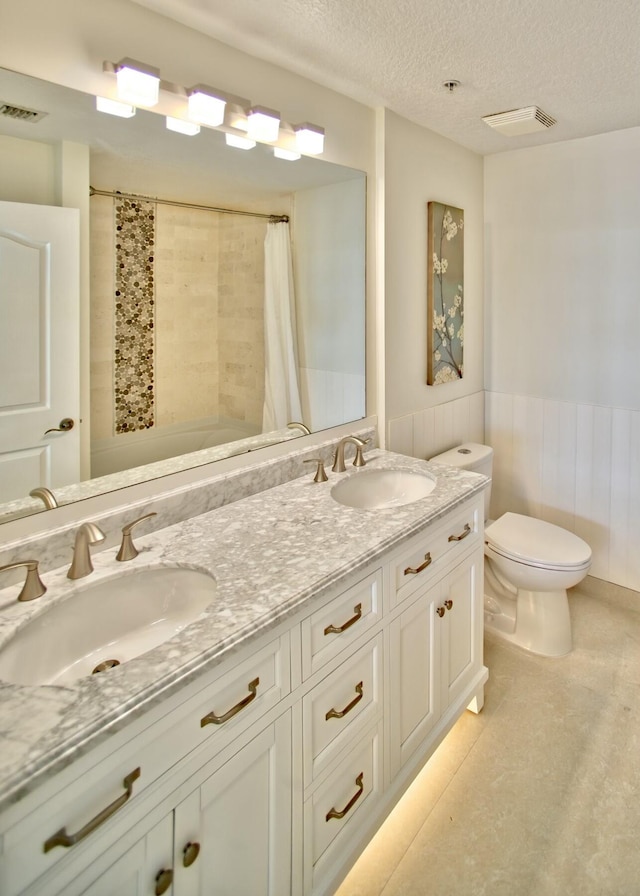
left=383, top=110, right=485, bottom=457
left=485, top=126, right=640, bottom=589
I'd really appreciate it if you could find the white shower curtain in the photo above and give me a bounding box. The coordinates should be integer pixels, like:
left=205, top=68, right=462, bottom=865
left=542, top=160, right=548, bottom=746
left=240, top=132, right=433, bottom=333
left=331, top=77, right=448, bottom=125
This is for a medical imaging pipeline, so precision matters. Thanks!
left=262, top=220, right=303, bottom=432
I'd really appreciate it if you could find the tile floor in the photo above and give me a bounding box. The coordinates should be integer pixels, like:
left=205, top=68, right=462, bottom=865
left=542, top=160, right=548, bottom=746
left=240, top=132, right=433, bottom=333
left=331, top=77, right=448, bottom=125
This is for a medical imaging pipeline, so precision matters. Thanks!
left=336, top=576, right=640, bottom=896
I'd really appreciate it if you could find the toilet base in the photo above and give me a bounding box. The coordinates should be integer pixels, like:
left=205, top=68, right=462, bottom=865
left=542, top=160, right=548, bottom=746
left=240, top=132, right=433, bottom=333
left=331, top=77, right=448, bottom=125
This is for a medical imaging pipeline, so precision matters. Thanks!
left=483, top=582, right=572, bottom=657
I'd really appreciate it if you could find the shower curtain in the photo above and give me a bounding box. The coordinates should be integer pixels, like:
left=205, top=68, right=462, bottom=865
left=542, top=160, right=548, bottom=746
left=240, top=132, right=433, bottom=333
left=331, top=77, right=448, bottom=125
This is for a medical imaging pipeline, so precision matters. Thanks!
left=262, top=220, right=303, bottom=432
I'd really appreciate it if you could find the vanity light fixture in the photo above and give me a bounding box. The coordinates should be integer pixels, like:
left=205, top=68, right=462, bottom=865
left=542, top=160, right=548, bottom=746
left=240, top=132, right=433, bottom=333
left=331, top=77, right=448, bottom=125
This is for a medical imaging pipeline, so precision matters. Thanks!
left=95, top=96, right=136, bottom=118
left=225, top=133, right=256, bottom=150
left=274, top=147, right=301, bottom=161
left=247, top=105, right=280, bottom=142
left=166, top=116, right=200, bottom=136
left=294, top=122, right=325, bottom=155
left=115, top=59, right=160, bottom=107
left=187, top=85, right=227, bottom=127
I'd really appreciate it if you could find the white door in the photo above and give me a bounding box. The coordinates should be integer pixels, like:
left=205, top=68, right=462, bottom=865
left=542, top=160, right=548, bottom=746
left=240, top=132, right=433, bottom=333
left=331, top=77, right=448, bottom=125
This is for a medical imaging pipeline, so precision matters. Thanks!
left=0, top=200, right=80, bottom=502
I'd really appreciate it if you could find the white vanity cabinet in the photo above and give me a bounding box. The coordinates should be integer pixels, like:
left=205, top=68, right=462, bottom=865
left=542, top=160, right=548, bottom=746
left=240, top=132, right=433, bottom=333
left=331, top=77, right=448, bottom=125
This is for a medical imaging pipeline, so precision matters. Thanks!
left=387, top=499, right=484, bottom=779
left=0, top=492, right=488, bottom=896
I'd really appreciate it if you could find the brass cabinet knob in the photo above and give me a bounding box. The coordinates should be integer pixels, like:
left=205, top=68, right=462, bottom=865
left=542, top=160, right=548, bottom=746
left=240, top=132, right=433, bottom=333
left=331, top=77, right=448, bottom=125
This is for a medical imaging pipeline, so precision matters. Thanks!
left=444, top=599, right=453, bottom=611
left=436, top=606, right=445, bottom=618
left=155, top=868, right=173, bottom=895
left=183, top=841, right=201, bottom=867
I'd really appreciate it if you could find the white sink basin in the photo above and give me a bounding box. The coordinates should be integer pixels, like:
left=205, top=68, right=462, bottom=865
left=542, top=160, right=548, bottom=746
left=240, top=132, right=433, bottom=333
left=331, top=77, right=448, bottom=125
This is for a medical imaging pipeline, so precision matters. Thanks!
left=331, top=469, right=436, bottom=510
left=0, top=566, right=216, bottom=687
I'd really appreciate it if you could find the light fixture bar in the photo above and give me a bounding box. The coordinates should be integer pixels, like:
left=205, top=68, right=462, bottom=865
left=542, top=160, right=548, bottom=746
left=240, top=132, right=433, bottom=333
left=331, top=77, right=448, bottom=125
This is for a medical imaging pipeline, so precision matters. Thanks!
left=115, top=58, right=160, bottom=107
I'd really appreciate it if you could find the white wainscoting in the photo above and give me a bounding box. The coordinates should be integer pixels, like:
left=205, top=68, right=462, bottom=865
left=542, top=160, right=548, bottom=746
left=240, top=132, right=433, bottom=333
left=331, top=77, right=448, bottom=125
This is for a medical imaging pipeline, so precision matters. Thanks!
left=486, top=391, right=640, bottom=592
left=387, top=391, right=485, bottom=460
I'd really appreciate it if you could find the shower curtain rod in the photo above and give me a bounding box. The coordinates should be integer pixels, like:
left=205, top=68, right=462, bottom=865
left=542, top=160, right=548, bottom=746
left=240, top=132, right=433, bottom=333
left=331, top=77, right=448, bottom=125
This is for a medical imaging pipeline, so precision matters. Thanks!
left=89, top=186, right=289, bottom=223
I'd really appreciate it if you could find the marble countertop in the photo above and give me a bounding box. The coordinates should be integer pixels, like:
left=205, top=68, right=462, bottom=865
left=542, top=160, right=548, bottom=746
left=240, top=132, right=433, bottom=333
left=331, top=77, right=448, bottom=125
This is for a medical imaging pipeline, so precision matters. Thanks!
left=0, top=450, right=486, bottom=813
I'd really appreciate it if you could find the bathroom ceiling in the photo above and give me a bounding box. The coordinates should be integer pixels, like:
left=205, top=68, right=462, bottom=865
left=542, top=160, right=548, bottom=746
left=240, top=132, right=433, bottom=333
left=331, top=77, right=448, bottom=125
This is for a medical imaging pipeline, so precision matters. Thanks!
left=132, top=0, right=640, bottom=154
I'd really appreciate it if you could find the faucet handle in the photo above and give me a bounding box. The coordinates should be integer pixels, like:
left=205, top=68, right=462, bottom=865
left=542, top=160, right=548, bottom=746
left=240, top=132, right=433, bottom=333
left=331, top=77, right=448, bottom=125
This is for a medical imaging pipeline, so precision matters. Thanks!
left=116, top=512, right=157, bottom=562
left=0, top=560, right=47, bottom=602
left=353, top=439, right=371, bottom=468
left=303, top=458, right=329, bottom=483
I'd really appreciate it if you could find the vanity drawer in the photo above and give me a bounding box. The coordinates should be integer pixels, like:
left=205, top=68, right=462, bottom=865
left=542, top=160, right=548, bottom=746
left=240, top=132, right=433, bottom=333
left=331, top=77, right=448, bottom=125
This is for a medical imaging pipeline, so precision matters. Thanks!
left=301, top=569, right=382, bottom=679
left=0, top=635, right=289, bottom=896
left=185, top=634, right=290, bottom=755
left=304, top=720, right=383, bottom=893
left=390, top=499, right=481, bottom=608
left=0, top=715, right=180, bottom=896
left=302, top=633, right=382, bottom=786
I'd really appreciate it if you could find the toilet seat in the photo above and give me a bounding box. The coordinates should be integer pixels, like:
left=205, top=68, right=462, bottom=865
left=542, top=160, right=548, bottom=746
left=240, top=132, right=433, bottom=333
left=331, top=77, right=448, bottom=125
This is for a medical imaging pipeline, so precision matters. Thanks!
left=485, top=512, right=592, bottom=572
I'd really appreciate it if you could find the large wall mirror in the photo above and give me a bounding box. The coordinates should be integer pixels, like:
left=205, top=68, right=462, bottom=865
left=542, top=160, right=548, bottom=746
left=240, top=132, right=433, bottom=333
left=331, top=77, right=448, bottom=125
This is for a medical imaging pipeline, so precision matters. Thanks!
left=0, top=67, right=366, bottom=524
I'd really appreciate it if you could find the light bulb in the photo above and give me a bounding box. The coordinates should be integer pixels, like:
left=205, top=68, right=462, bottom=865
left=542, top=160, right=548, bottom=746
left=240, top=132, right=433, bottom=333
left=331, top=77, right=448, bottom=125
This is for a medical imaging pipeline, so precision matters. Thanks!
left=188, top=87, right=227, bottom=127
left=247, top=106, right=280, bottom=142
left=96, top=96, right=136, bottom=118
left=294, top=123, right=325, bottom=155
left=115, top=60, right=160, bottom=107
left=225, top=133, right=256, bottom=150
left=166, top=116, right=200, bottom=136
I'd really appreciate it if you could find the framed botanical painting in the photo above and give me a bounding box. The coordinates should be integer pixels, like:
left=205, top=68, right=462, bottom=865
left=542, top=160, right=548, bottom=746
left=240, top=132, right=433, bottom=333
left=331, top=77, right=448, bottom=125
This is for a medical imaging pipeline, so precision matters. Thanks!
left=427, top=201, right=464, bottom=384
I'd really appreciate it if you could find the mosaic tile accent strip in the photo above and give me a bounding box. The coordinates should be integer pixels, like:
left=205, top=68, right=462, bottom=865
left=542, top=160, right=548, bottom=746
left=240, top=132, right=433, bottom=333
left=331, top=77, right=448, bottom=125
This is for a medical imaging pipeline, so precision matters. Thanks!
left=114, top=196, right=155, bottom=432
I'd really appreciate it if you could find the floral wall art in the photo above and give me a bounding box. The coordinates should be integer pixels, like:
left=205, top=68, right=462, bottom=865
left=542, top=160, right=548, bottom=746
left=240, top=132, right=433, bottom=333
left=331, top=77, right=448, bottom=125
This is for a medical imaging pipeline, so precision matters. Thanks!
left=427, top=201, right=464, bottom=385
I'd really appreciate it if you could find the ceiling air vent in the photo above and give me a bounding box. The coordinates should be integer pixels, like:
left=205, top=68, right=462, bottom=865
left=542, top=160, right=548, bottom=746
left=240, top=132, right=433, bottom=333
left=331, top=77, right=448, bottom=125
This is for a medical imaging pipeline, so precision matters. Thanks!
left=0, top=101, right=48, bottom=124
left=482, top=106, right=555, bottom=136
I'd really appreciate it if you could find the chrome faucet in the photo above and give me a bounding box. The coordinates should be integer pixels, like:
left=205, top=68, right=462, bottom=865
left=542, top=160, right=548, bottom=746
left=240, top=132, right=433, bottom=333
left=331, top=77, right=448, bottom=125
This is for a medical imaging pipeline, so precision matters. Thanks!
left=0, top=560, right=47, bottom=601
left=332, top=436, right=369, bottom=473
left=67, top=522, right=106, bottom=580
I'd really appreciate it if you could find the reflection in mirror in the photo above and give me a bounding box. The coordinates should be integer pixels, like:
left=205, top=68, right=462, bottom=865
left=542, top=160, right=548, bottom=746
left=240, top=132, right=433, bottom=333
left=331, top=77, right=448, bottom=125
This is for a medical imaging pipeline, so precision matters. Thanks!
left=0, top=67, right=366, bottom=523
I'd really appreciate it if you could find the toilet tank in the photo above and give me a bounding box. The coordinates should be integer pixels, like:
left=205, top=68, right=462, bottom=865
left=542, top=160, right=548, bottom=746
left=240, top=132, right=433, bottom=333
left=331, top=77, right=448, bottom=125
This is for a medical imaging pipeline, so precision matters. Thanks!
left=429, top=443, right=493, bottom=520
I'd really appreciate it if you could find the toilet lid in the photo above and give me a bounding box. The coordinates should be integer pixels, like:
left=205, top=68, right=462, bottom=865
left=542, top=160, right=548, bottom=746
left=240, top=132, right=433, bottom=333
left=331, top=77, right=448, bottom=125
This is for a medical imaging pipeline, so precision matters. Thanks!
left=485, top=513, right=592, bottom=570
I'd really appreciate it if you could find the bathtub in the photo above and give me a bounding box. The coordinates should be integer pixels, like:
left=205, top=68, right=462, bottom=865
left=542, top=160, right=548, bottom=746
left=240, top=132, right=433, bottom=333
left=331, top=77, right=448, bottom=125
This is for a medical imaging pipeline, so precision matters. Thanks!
left=91, top=421, right=260, bottom=477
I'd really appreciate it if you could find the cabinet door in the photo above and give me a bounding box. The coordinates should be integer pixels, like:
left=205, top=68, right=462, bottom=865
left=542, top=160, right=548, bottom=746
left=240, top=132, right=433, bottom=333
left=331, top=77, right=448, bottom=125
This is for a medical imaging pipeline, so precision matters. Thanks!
left=173, top=713, right=291, bottom=896
left=439, top=550, right=483, bottom=712
left=39, top=813, right=173, bottom=896
left=388, top=588, right=441, bottom=777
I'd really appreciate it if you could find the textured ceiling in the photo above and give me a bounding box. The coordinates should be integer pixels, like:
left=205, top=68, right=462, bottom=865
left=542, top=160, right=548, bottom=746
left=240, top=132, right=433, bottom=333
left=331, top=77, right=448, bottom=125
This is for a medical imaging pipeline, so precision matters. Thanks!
left=132, top=0, right=640, bottom=154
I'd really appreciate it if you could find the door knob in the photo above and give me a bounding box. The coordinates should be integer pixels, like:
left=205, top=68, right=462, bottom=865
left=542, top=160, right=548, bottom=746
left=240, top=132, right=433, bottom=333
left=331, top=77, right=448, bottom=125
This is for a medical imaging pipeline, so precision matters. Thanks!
left=44, top=417, right=75, bottom=435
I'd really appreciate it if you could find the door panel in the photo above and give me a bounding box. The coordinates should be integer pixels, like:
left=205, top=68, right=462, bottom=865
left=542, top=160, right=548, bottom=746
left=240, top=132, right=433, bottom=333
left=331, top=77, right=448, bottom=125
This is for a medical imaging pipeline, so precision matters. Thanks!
left=0, top=201, right=80, bottom=501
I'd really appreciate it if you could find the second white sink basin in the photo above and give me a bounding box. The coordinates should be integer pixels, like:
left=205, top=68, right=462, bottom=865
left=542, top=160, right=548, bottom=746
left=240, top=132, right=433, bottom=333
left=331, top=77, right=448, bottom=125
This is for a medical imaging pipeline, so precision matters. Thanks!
left=0, top=566, right=216, bottom=687
left=331, top=469, right=436, bottom=510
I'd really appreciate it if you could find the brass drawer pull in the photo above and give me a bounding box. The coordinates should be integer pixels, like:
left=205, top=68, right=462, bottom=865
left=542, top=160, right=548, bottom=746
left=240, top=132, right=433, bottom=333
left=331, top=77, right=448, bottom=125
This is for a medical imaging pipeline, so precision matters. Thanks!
left=436, top=606, right=445, bottom=618
left=43, top=767, right=141, bottom=853
left=201, top=677, right=260, bottom=727
left=155, top=868, right=173, bottom=895
left=448, top=523, right=471, bottom=542
left=183, top=841, right=201, bottom=867
left=324, top=603, right=362, bottom=635
left=326, top=682, right=364, bottom=720
left=326, top=772, right=364, bottom=821
left=444, top=599, right=453, bottom=611
left=404, top=552, right=432, bottom=576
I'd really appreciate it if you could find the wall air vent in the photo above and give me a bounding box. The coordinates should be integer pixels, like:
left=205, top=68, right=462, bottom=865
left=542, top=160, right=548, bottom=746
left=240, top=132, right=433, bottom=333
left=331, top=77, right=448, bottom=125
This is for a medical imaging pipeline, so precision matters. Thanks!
left=482, top=106, right=555, bottom=136
left=0, top=101, right=48, bottom=123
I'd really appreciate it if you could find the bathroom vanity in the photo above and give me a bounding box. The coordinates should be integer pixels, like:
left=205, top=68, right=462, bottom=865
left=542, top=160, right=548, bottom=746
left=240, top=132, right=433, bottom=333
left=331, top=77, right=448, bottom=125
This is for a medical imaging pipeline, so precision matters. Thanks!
left=0, top=451, right=488, bottom=896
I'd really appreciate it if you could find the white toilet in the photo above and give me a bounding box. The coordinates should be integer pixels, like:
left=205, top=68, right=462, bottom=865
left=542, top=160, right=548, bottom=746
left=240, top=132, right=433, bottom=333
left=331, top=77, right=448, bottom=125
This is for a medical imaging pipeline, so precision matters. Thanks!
left=430, top=443, right=592, bottom=657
